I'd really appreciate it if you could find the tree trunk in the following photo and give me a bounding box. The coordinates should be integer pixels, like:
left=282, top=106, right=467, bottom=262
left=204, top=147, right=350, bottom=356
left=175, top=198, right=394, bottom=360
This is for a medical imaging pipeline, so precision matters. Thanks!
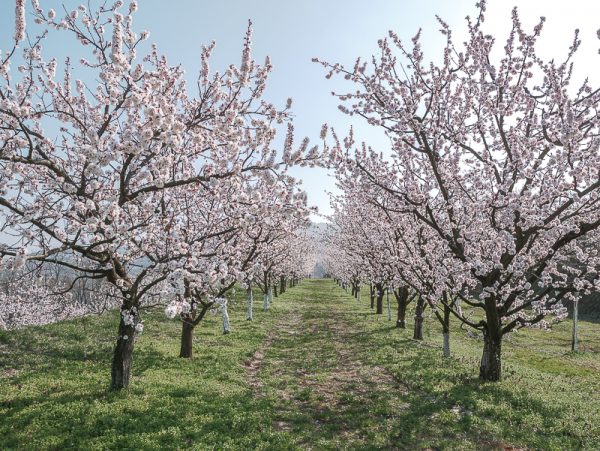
left=370, top=283, right=375, bottom=309
left=413, top=296, right=424, bottom=340
left=357, top=286, right=361, bottom=302
left=246, top=286, right=253, bottom=321
left=572, top=299, right=579, bottom=351
left=280, top=276, right=285, bottom=294
left=479, top=298, right=503, bottom=381
left=263, top=292, right=269, bottom=311
left=442, top=332, right=450, bottom=357
left=395, top=287, right=408, bottom=329
left=376, top=283, right=384, bottom=314
left=455, top=298, right=463, bottom=317
left=386, top=287, right=392, bottom=321
left=442, top=303, right=451, bottom=358
left=111, top=315, right=136, bottom=390
left=268, top=286, right=273, bottom=304
left=179, top=320, right=194, bottom=358
left=479, top=329, right=502, bottom=381
left=274, top=284, right=279, bottom=298
left=179, top=305, right=210, bottom=359
left=222, top=304, right=231, bottom=335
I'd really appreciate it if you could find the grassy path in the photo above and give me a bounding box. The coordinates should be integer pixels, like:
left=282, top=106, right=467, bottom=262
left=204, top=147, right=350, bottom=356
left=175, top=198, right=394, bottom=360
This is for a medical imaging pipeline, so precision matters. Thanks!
left=248, top=279, right=407, bottom=448
left=1, top=278, right=599, bottom=449
left=246, top=279, right=600, bottom=449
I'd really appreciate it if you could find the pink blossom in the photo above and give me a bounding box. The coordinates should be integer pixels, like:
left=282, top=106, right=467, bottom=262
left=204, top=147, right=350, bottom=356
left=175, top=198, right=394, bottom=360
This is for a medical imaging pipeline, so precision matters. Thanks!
left=14, top=0, right=26, bottom=42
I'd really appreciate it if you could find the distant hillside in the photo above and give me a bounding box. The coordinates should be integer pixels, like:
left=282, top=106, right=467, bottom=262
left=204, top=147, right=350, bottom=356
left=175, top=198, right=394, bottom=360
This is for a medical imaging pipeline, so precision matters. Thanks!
left=308, top=221, right=328, bottom=236
left=308, top=222, right=327, bottom=278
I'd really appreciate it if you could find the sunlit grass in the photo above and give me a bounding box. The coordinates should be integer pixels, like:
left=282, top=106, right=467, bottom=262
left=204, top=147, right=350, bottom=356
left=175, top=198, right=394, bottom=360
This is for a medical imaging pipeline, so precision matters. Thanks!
left=0, top=286, right=296, bottom=450
left=1, top=279, right=599, bottom=449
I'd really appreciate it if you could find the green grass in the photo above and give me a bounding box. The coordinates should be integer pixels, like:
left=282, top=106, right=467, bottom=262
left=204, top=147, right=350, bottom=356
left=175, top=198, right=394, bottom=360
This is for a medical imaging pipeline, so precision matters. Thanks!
left=1, top=280, right=599, bottom=450
left=0, top=287, right=292, bottom=450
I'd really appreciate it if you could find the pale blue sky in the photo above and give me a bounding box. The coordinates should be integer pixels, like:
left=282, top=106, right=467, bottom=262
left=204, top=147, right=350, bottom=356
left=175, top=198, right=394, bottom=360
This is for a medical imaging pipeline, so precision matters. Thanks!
left=2, top=1, right=599, bottom=221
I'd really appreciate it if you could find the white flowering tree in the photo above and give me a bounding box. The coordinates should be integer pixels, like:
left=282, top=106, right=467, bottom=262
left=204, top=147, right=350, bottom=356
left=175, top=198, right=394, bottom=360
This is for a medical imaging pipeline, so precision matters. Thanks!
left=319, top=2, right=600, bottom=380
left=0, top=1, right=319, bottom=388
left=162, top=181, right=252, bottom=357
left=251, top=189, right=313, bottom=311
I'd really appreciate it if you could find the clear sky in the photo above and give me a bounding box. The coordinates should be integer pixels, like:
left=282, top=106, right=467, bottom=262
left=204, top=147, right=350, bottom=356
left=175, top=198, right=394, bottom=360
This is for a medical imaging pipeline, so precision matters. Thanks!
left=2, top=0, right=599, bottom=221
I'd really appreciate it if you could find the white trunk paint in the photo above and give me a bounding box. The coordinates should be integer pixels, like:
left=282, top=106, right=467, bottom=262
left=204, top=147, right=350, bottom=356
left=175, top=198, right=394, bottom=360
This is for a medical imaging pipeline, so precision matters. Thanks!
left=222, top=304, right=231, bottom=334
left=443, top=332, right=451, bottom=357
left=263, top=293, right=269, bottom=311
left=455, top=298, right=463, bottom=317
left=246, top=287, right=253, bottom=321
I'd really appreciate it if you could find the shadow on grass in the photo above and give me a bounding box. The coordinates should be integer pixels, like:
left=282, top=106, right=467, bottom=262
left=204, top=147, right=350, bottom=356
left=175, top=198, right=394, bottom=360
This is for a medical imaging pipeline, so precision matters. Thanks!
left=1, top=382, right=284, bottom=449
left=372, top=341, right=589, bottom=448
left=260, top=329, right=582, bottom=449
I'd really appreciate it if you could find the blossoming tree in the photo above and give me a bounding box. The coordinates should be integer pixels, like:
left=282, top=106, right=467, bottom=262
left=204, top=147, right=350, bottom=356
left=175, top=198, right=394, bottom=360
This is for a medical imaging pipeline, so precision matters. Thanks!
left=0, top=1, right=317, bottom=388
left=318, top=2, right=600, bottom=380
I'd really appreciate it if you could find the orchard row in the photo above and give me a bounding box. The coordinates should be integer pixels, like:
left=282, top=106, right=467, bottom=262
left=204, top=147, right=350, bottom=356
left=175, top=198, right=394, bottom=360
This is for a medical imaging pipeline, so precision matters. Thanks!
left=320, top=2, right=600, bottom=381
left=2, top=0, right=600, bottom=389
left=0, top=1, right=319, bottom=389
